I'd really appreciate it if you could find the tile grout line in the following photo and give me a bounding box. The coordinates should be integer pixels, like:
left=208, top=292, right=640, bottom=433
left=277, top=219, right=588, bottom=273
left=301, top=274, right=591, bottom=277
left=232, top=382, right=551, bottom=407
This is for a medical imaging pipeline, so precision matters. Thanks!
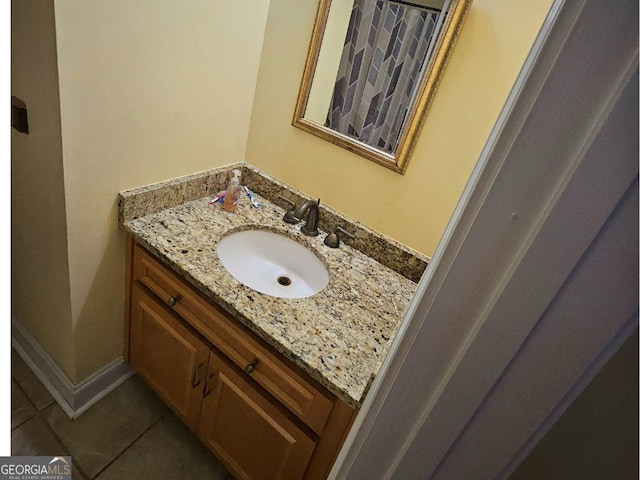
left=88, top=413, right=168, bottom=479
left=10, top=378, right=39, bottom=431
left=34, top=406, right=91, bottom=480
left=11, top=376, right=91, bottom=480
left=71, top=459, right=90, bottom=480
left=13, top=356, right=232, bottom=479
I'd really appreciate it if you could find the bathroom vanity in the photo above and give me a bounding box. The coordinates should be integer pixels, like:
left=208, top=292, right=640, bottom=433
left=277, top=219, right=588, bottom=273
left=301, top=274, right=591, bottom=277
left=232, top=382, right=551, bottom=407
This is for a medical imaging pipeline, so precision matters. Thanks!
left=119, top=164, right=427, bottom=480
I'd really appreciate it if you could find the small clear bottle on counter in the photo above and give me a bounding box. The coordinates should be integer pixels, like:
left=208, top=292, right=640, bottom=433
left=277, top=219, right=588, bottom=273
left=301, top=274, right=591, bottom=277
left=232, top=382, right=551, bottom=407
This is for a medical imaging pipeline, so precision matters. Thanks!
left=223, top=169, right=242, bottom=212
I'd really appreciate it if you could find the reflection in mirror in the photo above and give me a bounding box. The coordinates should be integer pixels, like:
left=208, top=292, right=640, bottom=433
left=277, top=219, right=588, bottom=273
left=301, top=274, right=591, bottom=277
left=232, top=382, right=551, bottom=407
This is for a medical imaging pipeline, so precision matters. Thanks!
left=311, top=0, right=444, bottom=153
left=293, top=0, right=472, bottom=174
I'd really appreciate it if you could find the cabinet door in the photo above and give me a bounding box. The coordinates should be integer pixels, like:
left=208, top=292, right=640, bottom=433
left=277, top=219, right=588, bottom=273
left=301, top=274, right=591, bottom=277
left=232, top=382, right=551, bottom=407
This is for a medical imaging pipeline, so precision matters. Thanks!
left=130, top=284, right=210, bottom=431
left=198, top=350, right=316, bottom=480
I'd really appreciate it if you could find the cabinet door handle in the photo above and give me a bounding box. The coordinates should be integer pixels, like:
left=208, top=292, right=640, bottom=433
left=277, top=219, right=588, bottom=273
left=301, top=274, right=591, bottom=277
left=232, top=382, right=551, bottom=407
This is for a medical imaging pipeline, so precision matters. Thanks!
left=167, top=295, right=182, bottom=307
left=191, top=362, right=205, bottom=388
left=202, top=372, right=216, bottom=398
left=244, top=359, right=259, bottom=375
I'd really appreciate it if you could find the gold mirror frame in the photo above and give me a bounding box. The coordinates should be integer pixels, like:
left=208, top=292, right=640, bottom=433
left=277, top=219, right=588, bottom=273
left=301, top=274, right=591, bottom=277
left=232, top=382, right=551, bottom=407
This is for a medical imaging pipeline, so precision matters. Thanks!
left=293, top=0, right=472, bottom=174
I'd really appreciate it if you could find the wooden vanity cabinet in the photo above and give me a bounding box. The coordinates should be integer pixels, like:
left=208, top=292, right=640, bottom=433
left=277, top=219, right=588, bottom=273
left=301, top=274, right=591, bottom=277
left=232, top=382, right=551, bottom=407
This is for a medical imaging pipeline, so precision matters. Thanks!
left=130, top=284, right=210, bottom=432
left=199, top=349, right=317, bottom=480
left=125, top=238, right=355, bottom=480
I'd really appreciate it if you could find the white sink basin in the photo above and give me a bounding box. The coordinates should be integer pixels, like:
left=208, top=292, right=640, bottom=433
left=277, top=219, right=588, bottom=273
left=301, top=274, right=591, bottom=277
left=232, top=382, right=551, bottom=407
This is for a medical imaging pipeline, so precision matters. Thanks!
left=217, top=230, right=329, bottom=299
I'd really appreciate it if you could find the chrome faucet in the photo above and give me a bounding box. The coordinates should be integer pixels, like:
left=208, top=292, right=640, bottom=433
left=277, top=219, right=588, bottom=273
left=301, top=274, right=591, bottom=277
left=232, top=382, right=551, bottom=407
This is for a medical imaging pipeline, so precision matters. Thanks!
left=293, top=199, right=320, bottom=236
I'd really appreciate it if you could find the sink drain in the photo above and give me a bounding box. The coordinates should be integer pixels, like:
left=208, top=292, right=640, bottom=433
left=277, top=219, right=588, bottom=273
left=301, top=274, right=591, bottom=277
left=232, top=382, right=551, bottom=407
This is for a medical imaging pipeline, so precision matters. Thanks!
left=277, top=276, right=292, bottom=287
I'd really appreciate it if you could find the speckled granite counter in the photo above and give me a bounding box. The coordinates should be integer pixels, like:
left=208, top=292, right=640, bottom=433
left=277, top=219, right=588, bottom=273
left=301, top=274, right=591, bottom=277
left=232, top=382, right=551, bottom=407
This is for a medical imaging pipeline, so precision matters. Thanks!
left=119, top=165, right=426, bottom=409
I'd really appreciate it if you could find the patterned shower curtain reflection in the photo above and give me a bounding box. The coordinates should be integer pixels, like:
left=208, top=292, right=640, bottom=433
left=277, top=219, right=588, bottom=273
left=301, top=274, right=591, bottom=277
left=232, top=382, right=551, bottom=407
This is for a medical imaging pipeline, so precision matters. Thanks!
left=326, top=0, right=440, bottom=153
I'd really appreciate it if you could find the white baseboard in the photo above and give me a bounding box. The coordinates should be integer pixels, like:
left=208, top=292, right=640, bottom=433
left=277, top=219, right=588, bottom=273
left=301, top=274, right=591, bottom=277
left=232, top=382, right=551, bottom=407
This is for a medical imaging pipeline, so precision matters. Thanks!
left=11, top=316, right=134, bottom=419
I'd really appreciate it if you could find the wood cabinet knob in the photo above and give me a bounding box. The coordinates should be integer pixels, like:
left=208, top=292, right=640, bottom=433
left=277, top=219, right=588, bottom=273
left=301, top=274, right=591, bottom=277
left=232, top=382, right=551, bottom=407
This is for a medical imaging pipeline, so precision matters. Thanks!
left=244, top=359, right=259, bottom=375
left=168, top=295, right=182, bottom=307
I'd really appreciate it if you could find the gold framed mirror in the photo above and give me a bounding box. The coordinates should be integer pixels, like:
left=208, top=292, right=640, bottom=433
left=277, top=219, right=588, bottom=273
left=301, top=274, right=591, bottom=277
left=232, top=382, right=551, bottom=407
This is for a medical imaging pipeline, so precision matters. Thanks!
left=293, top=0, right=472, bottom=174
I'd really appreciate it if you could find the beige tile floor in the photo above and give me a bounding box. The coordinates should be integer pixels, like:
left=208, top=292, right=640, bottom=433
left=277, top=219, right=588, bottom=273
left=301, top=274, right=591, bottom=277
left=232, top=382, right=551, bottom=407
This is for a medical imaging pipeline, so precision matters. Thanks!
left=11, top=350, right=234, bottom=480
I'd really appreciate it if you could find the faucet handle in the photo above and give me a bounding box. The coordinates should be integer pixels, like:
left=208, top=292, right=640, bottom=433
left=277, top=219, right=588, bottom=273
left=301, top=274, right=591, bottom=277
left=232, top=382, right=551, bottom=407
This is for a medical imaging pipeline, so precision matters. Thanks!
left=324, top=226, right=355, bottom=248
left=278, top=195, right=295, bottom=208
left=278, top=196, right=299, bottom=224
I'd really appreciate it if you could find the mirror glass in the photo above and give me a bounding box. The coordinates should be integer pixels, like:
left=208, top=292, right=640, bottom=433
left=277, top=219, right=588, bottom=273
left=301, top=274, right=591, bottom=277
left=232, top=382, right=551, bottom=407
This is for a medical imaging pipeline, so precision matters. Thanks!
left=293, top=0, right=472, bottom=173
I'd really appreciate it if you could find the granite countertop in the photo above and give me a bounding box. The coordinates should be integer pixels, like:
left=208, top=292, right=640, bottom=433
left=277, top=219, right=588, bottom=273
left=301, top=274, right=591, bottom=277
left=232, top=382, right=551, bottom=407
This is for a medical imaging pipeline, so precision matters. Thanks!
left=120, top=172, right=420, bottom=409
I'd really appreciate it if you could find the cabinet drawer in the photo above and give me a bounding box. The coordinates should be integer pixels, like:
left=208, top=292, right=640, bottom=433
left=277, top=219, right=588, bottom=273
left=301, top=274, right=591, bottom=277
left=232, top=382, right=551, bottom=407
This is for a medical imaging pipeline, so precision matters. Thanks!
left=133, top=244, right=334, bottom=434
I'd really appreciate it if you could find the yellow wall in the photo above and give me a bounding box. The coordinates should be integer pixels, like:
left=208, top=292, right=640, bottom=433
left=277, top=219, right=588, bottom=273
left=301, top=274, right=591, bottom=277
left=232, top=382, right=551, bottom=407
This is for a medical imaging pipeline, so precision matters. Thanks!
left=11, top=0, right=75, bottom=379
left=246, top=0, right=553, bottom=256
left=50, top=0, right=269, bottom=382
left=12, top=0, right=551, bottom=384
